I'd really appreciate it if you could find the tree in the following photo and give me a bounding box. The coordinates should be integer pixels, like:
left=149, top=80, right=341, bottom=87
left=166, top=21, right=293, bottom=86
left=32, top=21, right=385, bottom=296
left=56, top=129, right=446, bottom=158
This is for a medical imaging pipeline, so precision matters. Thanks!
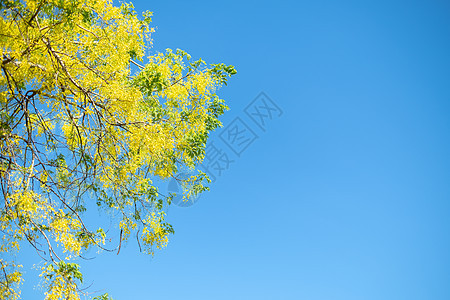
left=0, top=0, right=236, bottom=299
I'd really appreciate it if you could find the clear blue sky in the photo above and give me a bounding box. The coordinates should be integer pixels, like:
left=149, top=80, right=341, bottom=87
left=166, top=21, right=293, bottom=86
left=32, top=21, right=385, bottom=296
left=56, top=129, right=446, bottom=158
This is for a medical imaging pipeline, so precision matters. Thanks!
left=21, top=0, right=450, bottom=299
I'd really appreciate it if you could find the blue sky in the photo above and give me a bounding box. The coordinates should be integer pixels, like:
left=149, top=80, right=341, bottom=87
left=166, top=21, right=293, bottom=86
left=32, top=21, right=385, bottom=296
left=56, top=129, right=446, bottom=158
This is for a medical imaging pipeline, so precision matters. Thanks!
left=21, top=0, right=450, bottom=299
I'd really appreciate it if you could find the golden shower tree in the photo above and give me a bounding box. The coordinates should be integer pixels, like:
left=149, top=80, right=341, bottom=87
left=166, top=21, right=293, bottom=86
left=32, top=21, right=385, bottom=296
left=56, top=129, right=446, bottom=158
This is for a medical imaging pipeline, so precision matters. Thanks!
left=0, top=0, right=235, bottom=299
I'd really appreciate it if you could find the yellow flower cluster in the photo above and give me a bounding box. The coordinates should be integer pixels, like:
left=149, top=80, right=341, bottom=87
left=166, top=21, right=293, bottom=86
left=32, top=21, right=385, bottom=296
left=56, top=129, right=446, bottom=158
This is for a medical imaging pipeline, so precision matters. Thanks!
left=0, top=0, right=235, bottom=298
left=141, top=212, right=170, bottom=254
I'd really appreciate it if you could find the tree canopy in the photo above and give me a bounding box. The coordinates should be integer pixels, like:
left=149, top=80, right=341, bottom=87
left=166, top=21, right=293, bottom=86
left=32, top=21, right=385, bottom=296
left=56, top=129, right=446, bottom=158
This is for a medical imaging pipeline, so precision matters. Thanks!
left=0, top=0, right=235, bottom=299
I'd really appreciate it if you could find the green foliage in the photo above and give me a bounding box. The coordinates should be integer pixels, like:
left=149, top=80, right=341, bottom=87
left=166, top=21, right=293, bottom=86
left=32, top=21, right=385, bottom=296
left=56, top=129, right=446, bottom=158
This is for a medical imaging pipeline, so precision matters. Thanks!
left=93, top=293, right=113, bottom=300
left=0, top=0, right=235, bottom=299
